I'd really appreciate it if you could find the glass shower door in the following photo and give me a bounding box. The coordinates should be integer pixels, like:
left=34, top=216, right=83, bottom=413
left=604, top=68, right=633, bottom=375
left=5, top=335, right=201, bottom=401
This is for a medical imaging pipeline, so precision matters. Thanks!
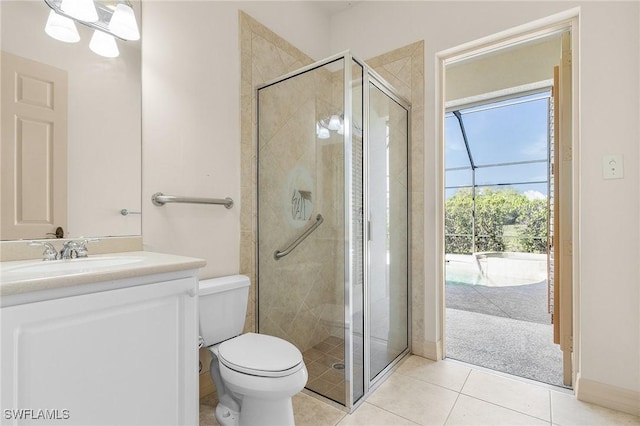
left=367, top=79, right=409, bottom=381
left=256, top=52, right=410, bottom=410
left=257, top=57, right=355, bottom=406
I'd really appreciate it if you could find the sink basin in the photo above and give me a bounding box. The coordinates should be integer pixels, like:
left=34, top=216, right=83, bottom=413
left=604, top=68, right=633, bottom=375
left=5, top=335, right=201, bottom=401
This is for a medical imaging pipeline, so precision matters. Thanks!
left=0, top=251, right=207, bottom=308
left=1, top=256, right=145, bottom=281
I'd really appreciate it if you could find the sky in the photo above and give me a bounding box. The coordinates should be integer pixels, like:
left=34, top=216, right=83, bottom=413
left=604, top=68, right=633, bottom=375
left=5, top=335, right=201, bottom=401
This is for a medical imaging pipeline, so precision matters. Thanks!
left=445, top=93, right=551, bottom=199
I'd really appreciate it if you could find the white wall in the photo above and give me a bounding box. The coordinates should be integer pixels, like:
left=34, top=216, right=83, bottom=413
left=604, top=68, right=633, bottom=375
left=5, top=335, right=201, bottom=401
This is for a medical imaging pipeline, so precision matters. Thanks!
left=446, top=36, right=561, bottom=103
left=330, top=1, right=640, bottom=396
left=141, top=2, right=330, bottom=278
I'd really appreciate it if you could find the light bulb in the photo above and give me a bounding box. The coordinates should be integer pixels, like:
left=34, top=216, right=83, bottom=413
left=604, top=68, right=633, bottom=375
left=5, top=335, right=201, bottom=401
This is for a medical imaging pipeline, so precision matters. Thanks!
left=61, top=0, right=98, bottom=22
left=45, top=10, right=80, bottom=43
left=317, top=126, right=330, bottom=139
left=328, top=115, right=341, bottom=131
left=90, top=30, right=119, bottom=58
left=108, top=3, right=140, bottom=41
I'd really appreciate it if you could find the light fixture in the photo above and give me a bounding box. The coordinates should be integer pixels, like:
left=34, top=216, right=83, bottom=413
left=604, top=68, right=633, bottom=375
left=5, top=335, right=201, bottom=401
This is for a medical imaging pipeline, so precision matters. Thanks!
left=60, top=0, right=98, bottom=22
left=316, top=123, right=330, bottom=139
left=108, top=3, right=140, bottom=41
left=89, top=30, right=119, bottom=57
left=327, top=115, right=341, bottom=131
left=44, top=10, right=80, bottom=43
left=317, top=114, right=345, bottom=139
left=43, top=0, right=140, bottom=58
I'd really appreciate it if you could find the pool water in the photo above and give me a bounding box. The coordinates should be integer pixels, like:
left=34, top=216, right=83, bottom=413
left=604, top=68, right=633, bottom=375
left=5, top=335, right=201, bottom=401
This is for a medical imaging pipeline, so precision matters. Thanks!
left=446, top=254, right=547, bottom=287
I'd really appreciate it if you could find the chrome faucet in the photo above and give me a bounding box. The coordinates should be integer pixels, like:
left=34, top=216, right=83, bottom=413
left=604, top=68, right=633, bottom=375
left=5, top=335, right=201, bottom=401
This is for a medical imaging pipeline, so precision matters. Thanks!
left=60, top=240, right=90, bottom=259
left=29, top=238, right=98, bottom=260
left=28, top=241, right=59, bottom=261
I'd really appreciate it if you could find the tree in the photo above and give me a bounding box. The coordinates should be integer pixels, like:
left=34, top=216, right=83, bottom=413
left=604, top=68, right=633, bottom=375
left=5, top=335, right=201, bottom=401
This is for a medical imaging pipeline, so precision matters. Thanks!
left=445, top=188, right=548, bottom=254
left=475, top=188, right=522, bottom=252
left=517, top=197, right=548, bottom=253
left=445, top=188, right=474, bottom=254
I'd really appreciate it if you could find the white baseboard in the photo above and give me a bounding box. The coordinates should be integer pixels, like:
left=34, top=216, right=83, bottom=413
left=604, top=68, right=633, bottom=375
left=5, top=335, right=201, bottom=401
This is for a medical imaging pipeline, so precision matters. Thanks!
left=576, top=375, right=640, bottom=416
left=420, top=339, right=442, bottom=361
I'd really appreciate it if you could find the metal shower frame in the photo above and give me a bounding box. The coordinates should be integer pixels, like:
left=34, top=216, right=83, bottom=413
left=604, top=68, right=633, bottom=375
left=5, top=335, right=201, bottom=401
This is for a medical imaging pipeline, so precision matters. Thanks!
left=256, top=51, right=412, bottom=412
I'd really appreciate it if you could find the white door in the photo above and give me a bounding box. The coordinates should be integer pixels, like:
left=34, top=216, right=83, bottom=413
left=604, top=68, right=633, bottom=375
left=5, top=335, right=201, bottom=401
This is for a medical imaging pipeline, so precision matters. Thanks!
left=1, top=51, right=67, bottom=240
left=549, top=32, right=573, bottom=387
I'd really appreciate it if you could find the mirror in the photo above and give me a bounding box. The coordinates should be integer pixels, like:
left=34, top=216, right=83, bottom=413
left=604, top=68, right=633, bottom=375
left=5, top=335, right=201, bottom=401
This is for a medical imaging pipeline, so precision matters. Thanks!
left=1, top=0, right=141, bottom=241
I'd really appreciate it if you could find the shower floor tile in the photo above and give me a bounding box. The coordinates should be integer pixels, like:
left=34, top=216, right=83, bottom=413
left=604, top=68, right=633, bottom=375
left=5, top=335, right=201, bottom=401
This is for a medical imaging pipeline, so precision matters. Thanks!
left=302, top=336, right=346, bottom=404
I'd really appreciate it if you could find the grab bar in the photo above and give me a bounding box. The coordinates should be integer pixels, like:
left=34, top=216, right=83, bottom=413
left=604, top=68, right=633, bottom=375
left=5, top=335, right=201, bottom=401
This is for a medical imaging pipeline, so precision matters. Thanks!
left=274, top=214, right=324, bottom=260
left=151, top=192, right=234, bottom=209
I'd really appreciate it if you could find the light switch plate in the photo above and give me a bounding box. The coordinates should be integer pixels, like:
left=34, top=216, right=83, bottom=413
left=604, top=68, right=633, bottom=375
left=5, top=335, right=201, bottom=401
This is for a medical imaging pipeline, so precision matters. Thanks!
left=603, top=155, right=624, bottom=179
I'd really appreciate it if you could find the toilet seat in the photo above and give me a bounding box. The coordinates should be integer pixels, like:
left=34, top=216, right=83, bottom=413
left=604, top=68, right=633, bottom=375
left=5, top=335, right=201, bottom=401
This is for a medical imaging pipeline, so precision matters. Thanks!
left=218, top=333, right=303, bottom=378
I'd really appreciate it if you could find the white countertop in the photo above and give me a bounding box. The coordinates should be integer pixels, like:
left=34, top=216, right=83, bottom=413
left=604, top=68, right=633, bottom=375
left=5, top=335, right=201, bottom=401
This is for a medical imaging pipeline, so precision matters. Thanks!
left=0, top=251, right=206, bottom=300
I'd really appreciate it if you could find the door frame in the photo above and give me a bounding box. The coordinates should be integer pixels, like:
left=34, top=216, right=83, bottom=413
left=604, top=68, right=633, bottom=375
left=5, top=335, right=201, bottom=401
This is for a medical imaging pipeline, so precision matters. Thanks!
left=435, top=8, right=580, bottom=386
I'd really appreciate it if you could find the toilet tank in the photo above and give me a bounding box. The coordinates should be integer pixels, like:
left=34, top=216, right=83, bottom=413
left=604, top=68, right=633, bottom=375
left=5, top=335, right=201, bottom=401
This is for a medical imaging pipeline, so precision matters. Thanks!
left=198, top=275, right=250, bottom=346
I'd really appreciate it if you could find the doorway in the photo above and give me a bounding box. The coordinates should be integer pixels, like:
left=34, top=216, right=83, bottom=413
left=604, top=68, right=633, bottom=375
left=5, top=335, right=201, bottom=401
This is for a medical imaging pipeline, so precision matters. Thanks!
left=444, top=90, right=563, bottom=386
left=440, top=23, right=575, bottom=388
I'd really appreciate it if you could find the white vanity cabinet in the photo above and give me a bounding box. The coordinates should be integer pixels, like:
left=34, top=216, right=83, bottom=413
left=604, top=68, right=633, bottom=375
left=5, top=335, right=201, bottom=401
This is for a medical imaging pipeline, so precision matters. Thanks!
left=1, top=272, right=199, bottom=426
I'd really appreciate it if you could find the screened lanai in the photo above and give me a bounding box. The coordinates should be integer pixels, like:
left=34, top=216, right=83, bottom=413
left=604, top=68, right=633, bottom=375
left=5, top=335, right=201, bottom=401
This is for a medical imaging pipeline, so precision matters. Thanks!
left=444, top=90, right=565, bottom=387
left=445, top=91, right=552, bottom=255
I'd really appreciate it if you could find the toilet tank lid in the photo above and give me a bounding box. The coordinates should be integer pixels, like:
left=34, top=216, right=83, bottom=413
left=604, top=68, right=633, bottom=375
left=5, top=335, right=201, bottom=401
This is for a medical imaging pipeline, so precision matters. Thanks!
left=199, top=275, right=250, bottom=295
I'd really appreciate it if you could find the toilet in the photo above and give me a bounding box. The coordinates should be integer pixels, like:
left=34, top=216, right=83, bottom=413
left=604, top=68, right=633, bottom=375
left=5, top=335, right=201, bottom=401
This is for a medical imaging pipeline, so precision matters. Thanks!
left=198, top=275, right=307, bottom=426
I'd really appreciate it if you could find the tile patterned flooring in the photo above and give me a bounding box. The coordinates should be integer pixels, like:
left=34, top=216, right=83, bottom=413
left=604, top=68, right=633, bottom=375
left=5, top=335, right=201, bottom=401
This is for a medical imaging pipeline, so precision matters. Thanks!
left=200, top=355, right=640, bottom=426
left=302, top=336, right=346, bottom=405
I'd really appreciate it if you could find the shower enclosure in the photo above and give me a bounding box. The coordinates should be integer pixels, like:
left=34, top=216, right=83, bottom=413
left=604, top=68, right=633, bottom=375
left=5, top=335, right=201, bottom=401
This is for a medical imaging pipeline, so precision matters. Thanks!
left=257, top=52, right=410, bottom=410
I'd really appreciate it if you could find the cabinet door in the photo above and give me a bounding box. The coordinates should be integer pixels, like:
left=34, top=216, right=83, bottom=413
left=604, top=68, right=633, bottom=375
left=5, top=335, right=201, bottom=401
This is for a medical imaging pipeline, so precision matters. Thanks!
left=1, top=277, right=198, bottom=425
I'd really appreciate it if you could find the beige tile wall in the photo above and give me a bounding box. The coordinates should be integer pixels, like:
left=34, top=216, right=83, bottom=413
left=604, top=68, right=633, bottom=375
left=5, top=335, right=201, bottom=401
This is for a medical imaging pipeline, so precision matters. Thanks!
left=219, top=14, right=426, bottom=401
left=257, top=62, right=345, bottom=351
left=239, top=11, right=318, bottom=337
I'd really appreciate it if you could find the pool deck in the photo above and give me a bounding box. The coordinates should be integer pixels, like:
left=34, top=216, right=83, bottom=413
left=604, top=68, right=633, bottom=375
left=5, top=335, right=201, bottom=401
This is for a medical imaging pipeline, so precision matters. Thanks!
left=445, top=275, right=565, bottom=387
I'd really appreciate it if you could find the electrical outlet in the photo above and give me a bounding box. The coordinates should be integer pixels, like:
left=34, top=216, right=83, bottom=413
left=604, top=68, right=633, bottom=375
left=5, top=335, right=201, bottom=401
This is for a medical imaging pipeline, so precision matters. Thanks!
left=603, top=155, right=624, bottom=179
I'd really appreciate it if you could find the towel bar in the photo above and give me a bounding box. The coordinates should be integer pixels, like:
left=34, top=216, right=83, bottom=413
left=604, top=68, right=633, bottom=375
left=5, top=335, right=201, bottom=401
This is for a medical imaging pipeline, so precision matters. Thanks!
left=151, top=193, right=234, bottom=209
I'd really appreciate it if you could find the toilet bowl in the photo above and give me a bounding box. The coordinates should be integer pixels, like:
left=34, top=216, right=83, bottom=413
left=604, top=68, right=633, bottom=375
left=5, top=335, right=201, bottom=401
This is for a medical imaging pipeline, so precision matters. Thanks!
left=199, top=276, right=307, bottom=426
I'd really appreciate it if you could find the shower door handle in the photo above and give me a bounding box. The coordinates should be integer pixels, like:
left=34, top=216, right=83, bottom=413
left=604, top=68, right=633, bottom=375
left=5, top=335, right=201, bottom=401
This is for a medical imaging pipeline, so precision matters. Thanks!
left=274, top=214, right=324, bottom=260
